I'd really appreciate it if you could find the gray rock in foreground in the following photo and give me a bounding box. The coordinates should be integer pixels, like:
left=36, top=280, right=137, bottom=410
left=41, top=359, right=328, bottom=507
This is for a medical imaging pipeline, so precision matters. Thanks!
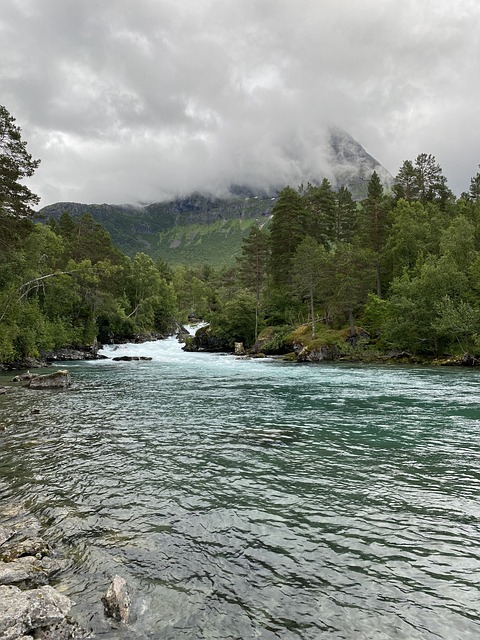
left=0, top=584, right=86, bottom=640
left=0, top=556, right=63, bottom=589
left=0, top=505, right=90, bottom=640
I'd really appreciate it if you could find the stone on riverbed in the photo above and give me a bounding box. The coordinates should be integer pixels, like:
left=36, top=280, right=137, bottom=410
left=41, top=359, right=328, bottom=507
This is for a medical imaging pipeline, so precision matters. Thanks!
left=12, top=371, right=38, bottom=383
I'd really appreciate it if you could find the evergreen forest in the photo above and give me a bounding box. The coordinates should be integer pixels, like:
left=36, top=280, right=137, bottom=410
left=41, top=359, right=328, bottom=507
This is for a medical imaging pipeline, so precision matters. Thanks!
left=2, top=104, right=480, bottom=365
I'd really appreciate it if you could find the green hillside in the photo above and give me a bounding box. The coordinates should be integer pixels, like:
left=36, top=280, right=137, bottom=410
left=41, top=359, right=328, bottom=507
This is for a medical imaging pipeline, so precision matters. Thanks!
left=152, top=217, right=269, bottom=266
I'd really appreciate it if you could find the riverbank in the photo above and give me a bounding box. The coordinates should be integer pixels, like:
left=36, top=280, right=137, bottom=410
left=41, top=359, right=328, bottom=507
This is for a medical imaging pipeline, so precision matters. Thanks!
left=0, top=502, right=89, bottom=640
left=183, top=322, right=480, bottom=367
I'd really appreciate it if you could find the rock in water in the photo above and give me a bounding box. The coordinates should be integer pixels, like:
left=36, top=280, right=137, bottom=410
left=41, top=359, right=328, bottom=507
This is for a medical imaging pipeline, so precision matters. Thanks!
left=12, top=370, right=38, bottom=382
left=102, top=575, right=131, bottom=624
left=234, top=342, right=246, bottom=356
left=27, top=370, right=71, bottom=389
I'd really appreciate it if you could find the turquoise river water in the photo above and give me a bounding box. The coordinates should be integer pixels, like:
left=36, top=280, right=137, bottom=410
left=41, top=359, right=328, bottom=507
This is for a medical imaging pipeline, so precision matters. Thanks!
left=1, top=336, right=480, bottom=639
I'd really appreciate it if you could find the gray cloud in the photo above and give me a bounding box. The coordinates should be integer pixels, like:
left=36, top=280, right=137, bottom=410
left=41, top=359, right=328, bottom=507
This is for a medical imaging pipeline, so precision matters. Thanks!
left=1, top=0, right=479, bottom=205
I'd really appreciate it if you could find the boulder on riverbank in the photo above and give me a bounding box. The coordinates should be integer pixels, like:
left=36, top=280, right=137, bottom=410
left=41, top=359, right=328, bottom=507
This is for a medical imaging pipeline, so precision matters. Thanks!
left=182, top=325, right=231, bottom=352
left=42, top=347, right=107, bottom=362
left=1, top=357, right=47, bottom=372
left=27, top=370, right=71, bottom=390
left=296, top=344, right=339, bottom=362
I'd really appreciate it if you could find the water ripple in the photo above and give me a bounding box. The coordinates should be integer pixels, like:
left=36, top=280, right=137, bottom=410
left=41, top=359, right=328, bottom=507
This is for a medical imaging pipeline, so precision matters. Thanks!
left=1, top=343, right=480, bottom=638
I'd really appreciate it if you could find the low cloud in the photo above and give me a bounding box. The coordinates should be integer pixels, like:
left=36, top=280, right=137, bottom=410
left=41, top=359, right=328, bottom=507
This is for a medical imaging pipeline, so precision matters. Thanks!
left=1, top=0, right=479, bottom=205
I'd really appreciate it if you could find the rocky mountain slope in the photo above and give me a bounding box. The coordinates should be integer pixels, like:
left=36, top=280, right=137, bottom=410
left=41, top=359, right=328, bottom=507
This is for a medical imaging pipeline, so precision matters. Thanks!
left=38, top=129, right=392, bottom=265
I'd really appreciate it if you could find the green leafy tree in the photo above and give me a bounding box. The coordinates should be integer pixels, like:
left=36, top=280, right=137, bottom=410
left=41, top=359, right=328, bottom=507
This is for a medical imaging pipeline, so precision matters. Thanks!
left=291, top=236, right=329, bottom=338
left=439, top=215, right=476, bottom=271
left=433, top=296, right=480, bottom=354
left=126, top=252, right=176, bottom=333
left=173, top=265, right=214, bottom=320
left=382, top=256, right=470, bottom=354
left=384, top=200, right=437, bottom=278
left=211, top=290, right=259, bottom=348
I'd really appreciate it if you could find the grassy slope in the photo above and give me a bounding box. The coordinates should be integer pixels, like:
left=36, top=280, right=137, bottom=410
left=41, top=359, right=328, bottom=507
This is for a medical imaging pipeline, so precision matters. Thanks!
left=152, top=218, right=269, bottom=267
left=40, top=196, right=273, bottom=266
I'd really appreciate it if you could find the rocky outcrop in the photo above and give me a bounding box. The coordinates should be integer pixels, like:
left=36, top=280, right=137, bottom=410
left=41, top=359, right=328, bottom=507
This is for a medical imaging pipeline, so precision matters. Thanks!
left=27, top=371, right=71, bottom=390
left=296, top=344, right=339, bottom=362
left=182, top=325, right=231, bottom=352
left=0, top=556, right=63, bottom=589
left=102, top=575, right=131, bottom=624
left=1, top=358, right=47, bottom=372
left=42, top=348, right=106, bottom=362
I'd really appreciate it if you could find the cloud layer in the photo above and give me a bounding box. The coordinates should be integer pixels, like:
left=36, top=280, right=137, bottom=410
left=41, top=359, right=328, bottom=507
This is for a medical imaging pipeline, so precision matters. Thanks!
left=1, top=0, right=479, bottom=205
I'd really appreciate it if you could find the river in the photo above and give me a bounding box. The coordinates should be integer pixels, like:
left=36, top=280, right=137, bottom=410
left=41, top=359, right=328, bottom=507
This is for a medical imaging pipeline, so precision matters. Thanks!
left=1, top=336, right=480, bottom=639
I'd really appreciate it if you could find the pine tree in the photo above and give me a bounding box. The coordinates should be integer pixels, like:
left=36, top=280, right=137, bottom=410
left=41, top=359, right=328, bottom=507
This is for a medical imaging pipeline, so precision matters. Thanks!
left=469, top=165, right=480, bottom=202
left=0, top=105, right=40, bottom=218
left=335, top=186, right=357, bottom=243
left=357, top=171, right=388, bottom=297
left=303, top=178, right=336, bottom=246
left=269, top=187, right=308, bottom=288
left=394, top=154, right=452, bottom=207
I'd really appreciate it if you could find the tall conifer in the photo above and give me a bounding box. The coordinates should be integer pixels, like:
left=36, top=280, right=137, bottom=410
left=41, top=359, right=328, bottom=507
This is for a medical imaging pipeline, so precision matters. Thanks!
left=269, top=187, right=307, bottom=288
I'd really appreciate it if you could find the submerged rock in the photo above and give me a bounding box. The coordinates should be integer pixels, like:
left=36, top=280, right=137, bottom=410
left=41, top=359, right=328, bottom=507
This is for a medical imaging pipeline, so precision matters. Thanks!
left=27, top=370, right=71, bottom=390
left=102, top=575, right=131, bottom=624
left=111, top=356, right=152, bottom=361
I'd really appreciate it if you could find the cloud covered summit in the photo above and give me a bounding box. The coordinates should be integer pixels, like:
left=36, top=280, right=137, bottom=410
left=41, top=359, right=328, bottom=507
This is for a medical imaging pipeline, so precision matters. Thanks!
left=1, top=0, right=479, bottom=205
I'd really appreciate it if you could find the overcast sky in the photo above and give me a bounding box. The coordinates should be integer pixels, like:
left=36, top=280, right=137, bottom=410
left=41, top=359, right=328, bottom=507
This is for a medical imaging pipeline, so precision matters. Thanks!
left=1, top=0, right=479, bottom=206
